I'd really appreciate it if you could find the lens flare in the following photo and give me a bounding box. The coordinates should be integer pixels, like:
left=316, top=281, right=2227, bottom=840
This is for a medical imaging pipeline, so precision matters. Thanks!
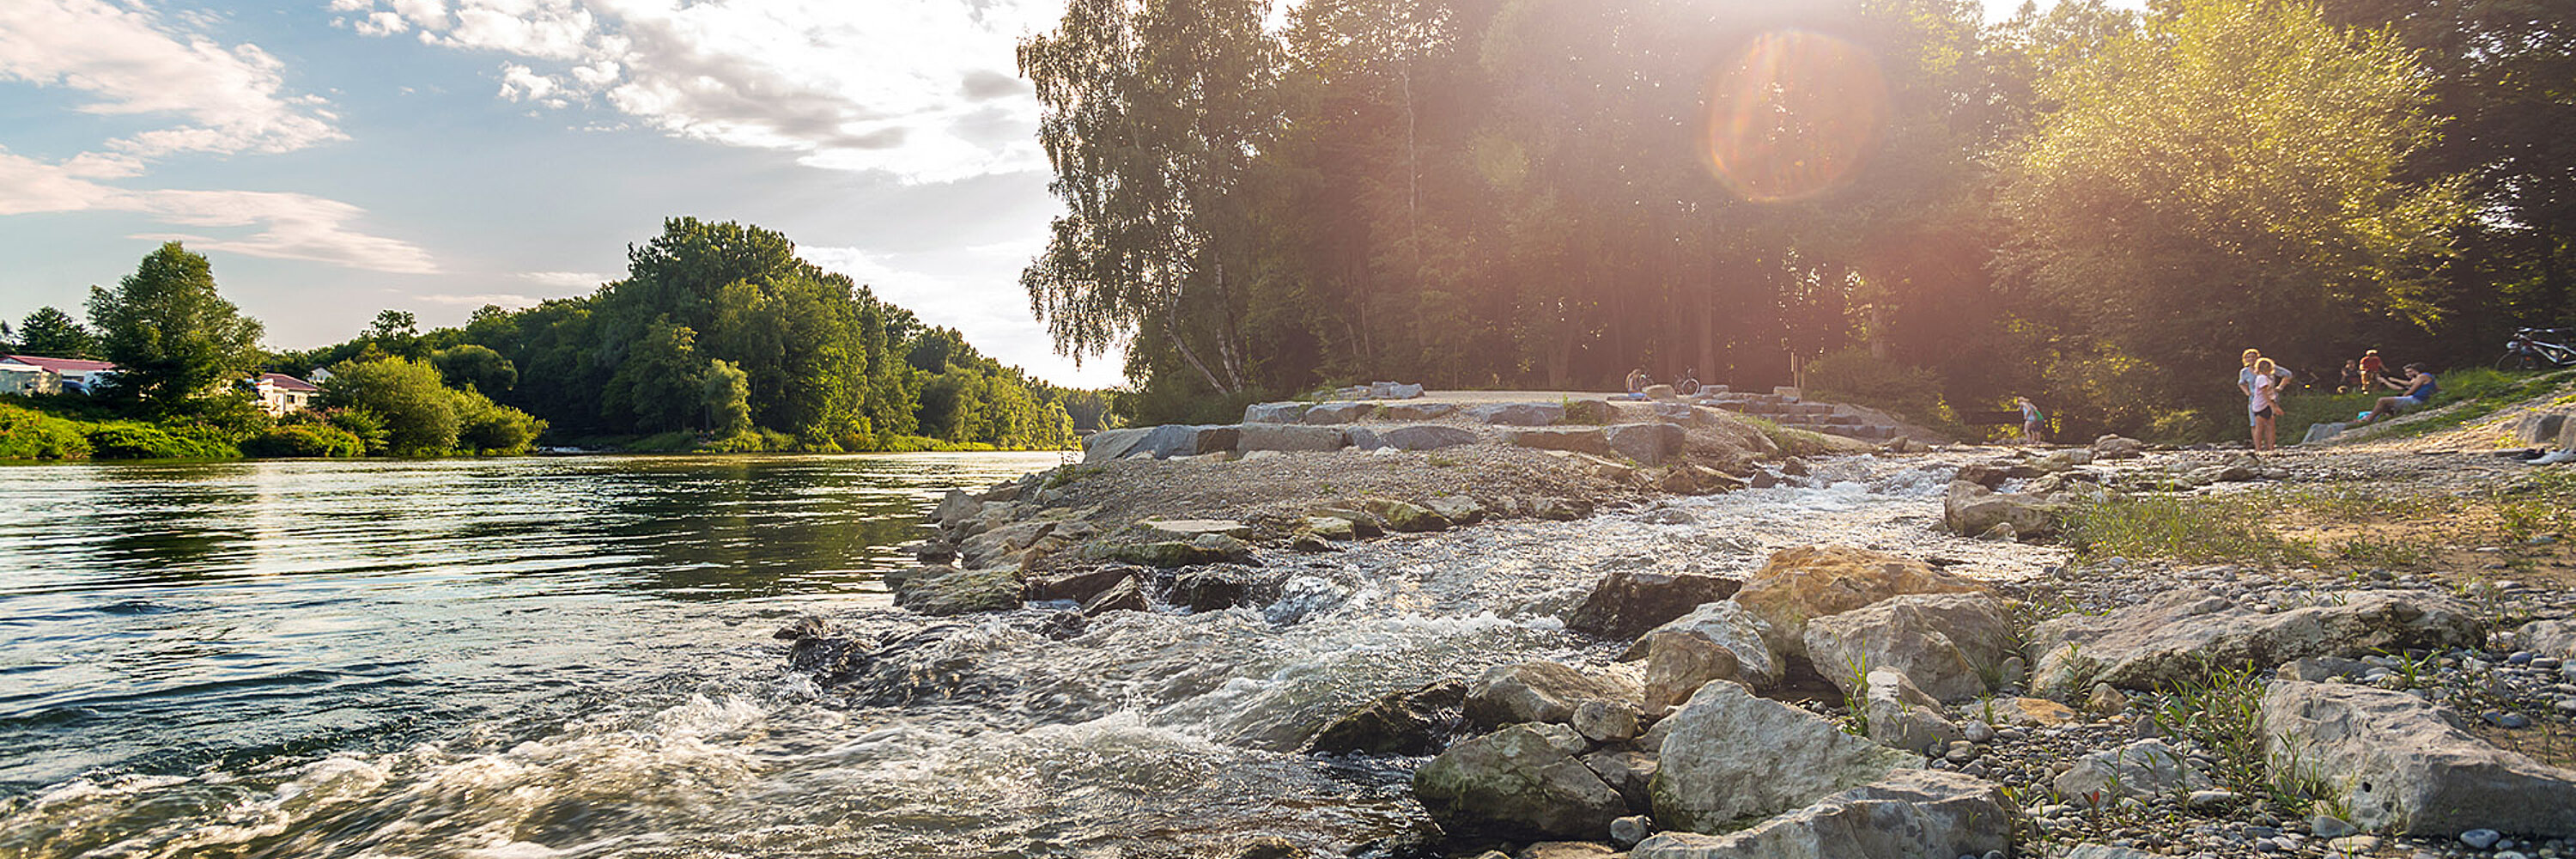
left=1704, top=31, right=1890, bottom=204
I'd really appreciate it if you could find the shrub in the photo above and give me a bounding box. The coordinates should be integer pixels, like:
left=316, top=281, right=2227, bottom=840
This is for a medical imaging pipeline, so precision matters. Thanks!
left=85, top=423, right=232, bottom=460
left=0, top=403, right=92, bottom=460
left=241, top=423, right=368, bottom=458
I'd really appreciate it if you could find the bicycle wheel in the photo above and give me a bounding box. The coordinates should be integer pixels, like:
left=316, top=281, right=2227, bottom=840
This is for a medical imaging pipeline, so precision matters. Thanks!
left=2500, top=351, right=2540, bottom=371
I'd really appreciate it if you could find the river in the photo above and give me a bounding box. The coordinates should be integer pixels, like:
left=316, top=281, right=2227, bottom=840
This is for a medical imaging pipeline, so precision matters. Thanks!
left=0, top=452, right=2050, bottom=858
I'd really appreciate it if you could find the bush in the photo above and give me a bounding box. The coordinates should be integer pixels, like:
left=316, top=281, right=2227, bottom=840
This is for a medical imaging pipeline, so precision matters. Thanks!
left=85, top=423, right=233, bottom=460
left=1805, top=349, right=1943, bottom=421
left=0, top=403, right=92, bottom=460
left=241, top=423, right=368, bottom=458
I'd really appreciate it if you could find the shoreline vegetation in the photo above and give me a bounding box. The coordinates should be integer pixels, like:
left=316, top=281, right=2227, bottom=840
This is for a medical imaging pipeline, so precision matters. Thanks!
left=2, top=221, right=1111, bottom=464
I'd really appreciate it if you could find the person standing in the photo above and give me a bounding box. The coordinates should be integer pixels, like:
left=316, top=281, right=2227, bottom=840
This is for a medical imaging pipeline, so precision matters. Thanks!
left=2016, top=396, right=2045, bottom=445
left=2248, top=357, right=2282, bottom=451
left=2360, top=349, right=2385, bottom=387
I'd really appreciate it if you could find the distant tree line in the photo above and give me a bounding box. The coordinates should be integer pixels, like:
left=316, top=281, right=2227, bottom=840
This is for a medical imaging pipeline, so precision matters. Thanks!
left=5, top=223, right=1108, bottom=461
left=271, top=218, right=1095, bottom=453
left=1021, top=0, right=2573, bottom=439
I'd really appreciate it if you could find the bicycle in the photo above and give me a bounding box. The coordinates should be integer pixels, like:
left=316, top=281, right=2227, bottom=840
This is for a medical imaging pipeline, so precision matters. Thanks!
left=1675, top=367, right=1701, bottom=396
left=2498, top=326, right=2576, bottom=370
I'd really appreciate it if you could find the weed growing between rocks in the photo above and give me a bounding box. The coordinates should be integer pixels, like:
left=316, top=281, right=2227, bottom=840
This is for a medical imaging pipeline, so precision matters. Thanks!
left=2062, top=494, right=2306, bottom=567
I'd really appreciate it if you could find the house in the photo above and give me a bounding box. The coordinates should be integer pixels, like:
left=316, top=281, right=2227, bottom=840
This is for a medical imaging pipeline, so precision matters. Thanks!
left=1, top=362, right=58, bottom=396
left=1, top=355, right=118, bottom=394
left=246, top=373, right=322, bottom=415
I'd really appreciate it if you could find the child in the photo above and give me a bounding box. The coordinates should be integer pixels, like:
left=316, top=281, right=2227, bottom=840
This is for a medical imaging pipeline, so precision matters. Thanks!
left=2248, top=357, right=2281, bottom=451
left=2016, top=396, right=2045, bottom=445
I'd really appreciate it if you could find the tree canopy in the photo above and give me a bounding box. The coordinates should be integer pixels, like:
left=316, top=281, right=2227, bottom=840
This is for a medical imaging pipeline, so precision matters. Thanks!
left=87, top=243, right=266, bottom=411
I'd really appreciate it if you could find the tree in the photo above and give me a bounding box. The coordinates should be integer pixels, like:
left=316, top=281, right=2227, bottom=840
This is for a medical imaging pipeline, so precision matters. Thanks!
left=319, top=356, right=458, bottom=455
left=15, top=307, right=96, bottom=357
left=365, top=310, right=424, bottom=359
left=431, top=344, right=517, bottom=394
left=702, top=358, right=752, bottom=436
left=1020, top=0, right=1283, bottom=394
left=87, top=243, right=267, bottom=411
left=1990, top=0, right=2468, bottom=419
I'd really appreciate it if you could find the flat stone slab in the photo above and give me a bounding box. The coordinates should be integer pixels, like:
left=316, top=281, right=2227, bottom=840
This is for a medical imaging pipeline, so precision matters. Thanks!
left=2264, top=679, right=2576, bottom=836
left=1138, top=519, right=1252, bottom=540
left=1237, top=423, right=1346, bottom=453
left=2029, top=589, right=2482, bottom=698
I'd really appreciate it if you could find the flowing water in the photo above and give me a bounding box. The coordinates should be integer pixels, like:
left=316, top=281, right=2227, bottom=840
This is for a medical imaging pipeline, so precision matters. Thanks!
left=0, top=452, right=2057, bottom=858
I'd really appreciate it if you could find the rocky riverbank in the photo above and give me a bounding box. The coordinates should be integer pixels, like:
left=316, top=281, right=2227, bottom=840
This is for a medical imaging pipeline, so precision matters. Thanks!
left=782, top=390, right=2576, bottom=859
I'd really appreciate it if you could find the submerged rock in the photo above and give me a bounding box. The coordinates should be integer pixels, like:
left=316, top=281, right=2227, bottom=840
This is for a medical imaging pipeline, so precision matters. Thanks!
left=1169, top=564, right=1289, bottom=612
left=2263, top=679, right=2576, bottom=836
left=1307, top=679, right=1468, bottom=756
left=1085, top=533, right=1254, bottom=568
left=890, top=564, right=1024, bottom=616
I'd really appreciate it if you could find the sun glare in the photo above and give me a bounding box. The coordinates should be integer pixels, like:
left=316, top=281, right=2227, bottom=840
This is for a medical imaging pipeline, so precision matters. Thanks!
left=1704, top=31, right=1890, bottom=204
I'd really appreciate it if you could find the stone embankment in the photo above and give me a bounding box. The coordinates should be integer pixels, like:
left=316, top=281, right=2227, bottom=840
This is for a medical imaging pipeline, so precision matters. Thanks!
left=789, top=420, right=2576, bottom=859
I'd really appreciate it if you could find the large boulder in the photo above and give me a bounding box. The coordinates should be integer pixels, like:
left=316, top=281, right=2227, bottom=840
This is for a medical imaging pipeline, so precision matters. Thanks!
left=2091, top=435, right=2145, bottom=460
left=1413, top=722, right=1629, bottom=842
left=1605, top=423, right=1687, bottom=466
left=1637, top=631, right=1742, bottom=711
left=1361, top=497, right=1449, bottom=533
left=1086, top=533, right=1255, bottom=568
left=1625, top=601, right=1782, bottom=691
left=1025, top=565, right=1140, bottom=604
left=1087, top=423, right=1231, bottom=462
left=1729, top=545, right=1989, bottom=659
left=1649, top=680, right=1922, bottom=832
left=2027, top=589, right=2483, bottom=698
left=1510, top=427, right=1613, bottom=456
left=1169, top=564, right=1289, bottom=612
left=1303, top=402, right=1376, bottom=424
left=1631, top=771, right=2008, bottom=859
left=1377, top=401, right=1455, bottom=421
left=1244, top=402, right=1314, bottom=423
left=1237, top=423, right=1347, bottom=453
left=2519, top=618, right=2576, bottom=659
left=1564, top=570, right=1744, bottom=641
left=959, top=520, right=1059, bottom=568
left=1862, top=667, right=1962, bottom=752
left=2515, top=410, right=2572, bottom=447
left=1307, top=680, right=1467, bottom=756
left=1466, top=661, right=1644, bottom=728
left=2053, top=739, right=2213, bottom=803
left=1083, top=428, right=1152, bottom=463
left=1943, top=480, right=2064, bottom=538
left=890, top=564, right=1024, bottom=615
left=1376, top=423, right=1479, bottom=451
left=2263, top=680, right=2576, bottom=836
left=1804, top=593, right=2011, bottom=702
left=1469, top=402, right=1567, bottom=427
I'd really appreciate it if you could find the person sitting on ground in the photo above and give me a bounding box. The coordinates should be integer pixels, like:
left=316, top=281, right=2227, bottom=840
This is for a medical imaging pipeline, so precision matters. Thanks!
left=2339, top=359, right=2364, bottom=394
left=2356, top=363, right=2438, bottom=424
left=2247, top=358, right=2282, bottom=451
left=2016, top=396, right=2046, bottom=445
left=1624, top=368, right=1649, bottom=400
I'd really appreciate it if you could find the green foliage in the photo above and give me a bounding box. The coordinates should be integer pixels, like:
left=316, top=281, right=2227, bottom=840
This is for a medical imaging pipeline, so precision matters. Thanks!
left=702, top=358, right=752, bottom=437
left=453, top=387, right=547, bottom=454
left=323, top=409, right=392, bottom=456
left=86, top=242, right=267, bottom=410
left=2060, top=494, right=2307, bottom=566
left=84, top=423, right=234, bottom=460
left=241, top=423, right=367, bottom=458
left=1802, top=348, right=1943, bottom=422
left=15, top=306, right=95, bottom=357
left=0, top=402, right=93, bottom=460
left=322, top=356, right=459, bottom=455
left=431, top=344, right=516, bottom=394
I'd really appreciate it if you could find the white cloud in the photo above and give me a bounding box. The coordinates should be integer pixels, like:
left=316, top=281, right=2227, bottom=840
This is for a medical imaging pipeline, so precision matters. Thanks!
left=420, top=292, right=545, bottom=308
left=517, top=271, right=609, bottom=288
left=800, top=244, right=1125, bottom=388
left=0, top=0, right=344, bottom=159
left=332, top=0, right=1059, bottom=182
left=0, top=149, right=438, bottom=274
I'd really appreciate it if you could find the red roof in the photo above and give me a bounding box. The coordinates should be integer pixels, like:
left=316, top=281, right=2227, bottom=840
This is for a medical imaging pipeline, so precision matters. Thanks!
left=3, top=354, right=117, bottom=373
left=255, top=373, right=321, bottom=392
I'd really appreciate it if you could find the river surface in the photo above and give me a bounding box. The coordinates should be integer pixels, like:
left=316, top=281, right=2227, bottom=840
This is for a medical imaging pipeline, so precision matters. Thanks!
left=0, top=452, right=2055, bottom=858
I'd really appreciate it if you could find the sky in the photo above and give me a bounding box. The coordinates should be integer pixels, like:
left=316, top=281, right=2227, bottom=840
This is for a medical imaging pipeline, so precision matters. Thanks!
left=0, top=0, right=2049, bottom=389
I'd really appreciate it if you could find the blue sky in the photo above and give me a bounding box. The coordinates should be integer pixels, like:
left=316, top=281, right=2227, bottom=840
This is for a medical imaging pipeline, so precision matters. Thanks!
left=2, top=0, right=2045, bottom=389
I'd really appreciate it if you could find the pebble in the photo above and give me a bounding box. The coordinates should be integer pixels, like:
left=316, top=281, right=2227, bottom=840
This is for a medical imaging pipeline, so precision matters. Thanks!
left=1963, top=720, right=1996, bottom=742
left=2311, top=813, right=2358, bottom=838
left=2466, top=829, right=2505, bottom=850
left=2186, top=789, right=2239, bottom=809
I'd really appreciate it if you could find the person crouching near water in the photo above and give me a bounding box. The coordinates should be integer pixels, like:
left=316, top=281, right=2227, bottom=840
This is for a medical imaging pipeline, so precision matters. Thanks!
left=2015, top=397, right=2045, bottom=445
left=1624, top=368, right=1649, bottom=400
left=2247, top=357, right=2283, bottom=451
